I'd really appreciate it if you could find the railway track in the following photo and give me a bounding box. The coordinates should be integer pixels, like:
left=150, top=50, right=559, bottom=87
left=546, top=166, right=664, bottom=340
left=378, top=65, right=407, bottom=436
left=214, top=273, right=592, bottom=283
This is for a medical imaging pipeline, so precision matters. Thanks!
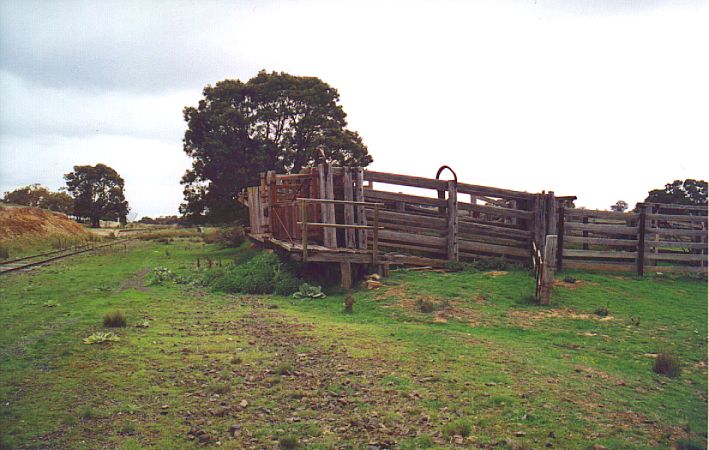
left=0, top=239, right=134, bottom=275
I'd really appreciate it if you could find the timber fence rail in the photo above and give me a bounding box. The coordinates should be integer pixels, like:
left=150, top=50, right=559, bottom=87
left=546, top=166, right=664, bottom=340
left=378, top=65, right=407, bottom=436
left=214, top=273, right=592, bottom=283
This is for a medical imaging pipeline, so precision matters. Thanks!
left=362, top=169, right=540, bottom=263
left=296, top=198, right=384, bottom=264
left=557, top=203, right=707, bottom=275
left=241, top=164, right=707, bottom=276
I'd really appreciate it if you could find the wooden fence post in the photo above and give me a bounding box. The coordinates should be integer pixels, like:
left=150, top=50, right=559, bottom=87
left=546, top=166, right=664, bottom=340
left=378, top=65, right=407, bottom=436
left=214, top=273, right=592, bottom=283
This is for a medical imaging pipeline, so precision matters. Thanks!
left=540, top=235, right=558, bottom=305
left=340, top=261, right=352, bottom=289
left=546, top=191, right=557, bottom=236
left=343, top=168, right=356, bottom=248
left=325, top=164, right=336, bottom=248
left=354, top=168, right=367, bottom=250
left=266, top=170, right=276, bottom=235
left=372, top=205, right=380, bottom=266
left=637, top=204, right=646, bottom=277
left=556, top=206, right=565, bottom=271
left=300, top=200, right=308, bottom=263
left=447, top=180, right=459, bottom=261
left=533, top=194, right=547, bottom=253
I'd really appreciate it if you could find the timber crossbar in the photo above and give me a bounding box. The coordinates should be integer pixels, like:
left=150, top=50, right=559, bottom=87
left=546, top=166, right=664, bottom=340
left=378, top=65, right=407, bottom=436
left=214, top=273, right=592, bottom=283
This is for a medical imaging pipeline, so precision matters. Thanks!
left=297, top=198, right=384, bottom=264
left=558, top=203, right=708, bottom=274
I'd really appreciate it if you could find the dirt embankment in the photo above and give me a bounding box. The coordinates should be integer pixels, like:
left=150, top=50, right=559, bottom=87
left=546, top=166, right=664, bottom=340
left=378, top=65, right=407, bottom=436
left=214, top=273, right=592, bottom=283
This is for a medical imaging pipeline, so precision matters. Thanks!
left=0, top=204, right=92, bottom=250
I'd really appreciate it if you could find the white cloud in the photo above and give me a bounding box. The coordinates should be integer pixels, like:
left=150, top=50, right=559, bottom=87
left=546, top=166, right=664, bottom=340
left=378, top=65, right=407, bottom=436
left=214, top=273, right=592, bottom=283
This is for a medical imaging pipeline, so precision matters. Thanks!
left=1, top=0, right=708, bottom=217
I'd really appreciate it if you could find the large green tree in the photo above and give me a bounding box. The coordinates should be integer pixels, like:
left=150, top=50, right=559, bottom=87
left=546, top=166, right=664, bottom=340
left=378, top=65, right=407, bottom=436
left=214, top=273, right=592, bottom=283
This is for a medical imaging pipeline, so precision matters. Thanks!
left=181, top=70, right=373, bottom=223
left=64, top=164, right=130, bottom=227
left=644, top=179, right=707, bottom=206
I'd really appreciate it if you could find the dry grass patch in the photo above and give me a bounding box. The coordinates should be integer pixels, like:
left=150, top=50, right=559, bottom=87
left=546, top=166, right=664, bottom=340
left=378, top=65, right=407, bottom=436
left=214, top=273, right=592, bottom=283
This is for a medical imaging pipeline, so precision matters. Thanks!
left=508, top=308, right=614, bottom=328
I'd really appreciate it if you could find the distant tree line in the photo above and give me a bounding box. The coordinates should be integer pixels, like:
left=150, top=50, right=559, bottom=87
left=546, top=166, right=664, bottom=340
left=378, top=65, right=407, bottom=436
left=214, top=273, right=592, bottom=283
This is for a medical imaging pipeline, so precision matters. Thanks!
left=2, top=163, right=130, bottom=228
left=2, top=184, right=73, bottom=214
left=138, top=215, right=182, bottom=225
left=643, top=179, right=706, bottom=206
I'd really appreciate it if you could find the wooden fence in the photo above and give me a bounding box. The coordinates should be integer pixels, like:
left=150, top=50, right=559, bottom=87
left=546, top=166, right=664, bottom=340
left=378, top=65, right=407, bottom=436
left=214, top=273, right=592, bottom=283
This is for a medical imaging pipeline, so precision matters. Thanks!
left=558, top=203, right=708, bottom=274
left=361, top=170, right=543, bottom=263
left=241, top=165, right=707, bottom=276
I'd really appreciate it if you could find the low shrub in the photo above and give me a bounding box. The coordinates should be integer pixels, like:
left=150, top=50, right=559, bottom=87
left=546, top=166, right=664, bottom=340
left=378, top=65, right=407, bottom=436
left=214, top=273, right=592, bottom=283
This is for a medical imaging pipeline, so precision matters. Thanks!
left=210, top=252, right=280, bottom=294
left=653, top=351, right=682, bottom=378
left=274, top=363, right=294, bottom=375
left=278, top=436, right=299, bottom=450
left=148, top=267, right=179, bottom=285
left=675, top=438, right=704, bottom=450
left=472, top=257, right=511, bottom=271
left=83, top=332, right=120, bottom=344
left=443, top=260, right=466, bottom=272
left=221, top=226, right=246, bottom=246
left=207, top=382, right=230, bottom=395
left=442, top=419, right=471, bottom=438
left=417, top=299, right=436, bottom=313
left=594, top=303, right=610, bottom=317
left=292, top=283, right=326, bottom=299
left=103, top=311, right=127, bottom=327
left=207, top=251, right=308, bottom=296
left=202, top=226, right=246, bottom=247
left=273, top=269, right=302, bottom=296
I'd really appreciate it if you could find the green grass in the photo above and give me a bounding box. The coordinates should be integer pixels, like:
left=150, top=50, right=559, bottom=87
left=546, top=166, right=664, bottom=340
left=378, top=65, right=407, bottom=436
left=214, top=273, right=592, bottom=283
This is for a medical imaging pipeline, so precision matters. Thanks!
left=0, top=239, right=706, bottom=449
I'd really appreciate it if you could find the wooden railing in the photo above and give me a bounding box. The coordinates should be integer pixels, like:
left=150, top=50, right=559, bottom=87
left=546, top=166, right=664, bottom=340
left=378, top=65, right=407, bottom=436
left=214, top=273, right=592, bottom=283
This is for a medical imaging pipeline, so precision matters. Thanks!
left=296, top=198, right=384, bottom=264
left=558, top=203, right=707, bottom=274
left=362, top=169, right=539, bottom=262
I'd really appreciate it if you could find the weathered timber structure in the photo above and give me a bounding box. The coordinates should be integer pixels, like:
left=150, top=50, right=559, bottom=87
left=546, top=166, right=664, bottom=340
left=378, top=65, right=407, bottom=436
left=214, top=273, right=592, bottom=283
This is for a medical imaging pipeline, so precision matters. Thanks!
left=239, top=164, right=569, bottom=295
left=239, top=164, right=707, bottom=293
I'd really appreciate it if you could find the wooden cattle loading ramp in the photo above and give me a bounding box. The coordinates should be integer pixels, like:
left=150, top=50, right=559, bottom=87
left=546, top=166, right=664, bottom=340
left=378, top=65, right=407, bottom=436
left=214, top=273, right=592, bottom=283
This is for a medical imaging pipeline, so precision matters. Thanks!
left=240, top=164, right=707, bottom=302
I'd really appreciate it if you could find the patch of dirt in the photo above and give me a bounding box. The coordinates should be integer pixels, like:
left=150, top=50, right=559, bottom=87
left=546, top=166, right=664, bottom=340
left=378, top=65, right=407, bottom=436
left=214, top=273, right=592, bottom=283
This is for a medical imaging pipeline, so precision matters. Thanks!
left=166, top=302, right=445, bottom=448
left=117, top=267, right=152, bottom=292
left=553, top=279, right=598, bottom=290
left=484, top=270, right=508, bottom=277
left=508, top=308, right=613, bottom=328
left=373, top=282, right=410, bottom=301
left=385, top=296, right=480, bottom=325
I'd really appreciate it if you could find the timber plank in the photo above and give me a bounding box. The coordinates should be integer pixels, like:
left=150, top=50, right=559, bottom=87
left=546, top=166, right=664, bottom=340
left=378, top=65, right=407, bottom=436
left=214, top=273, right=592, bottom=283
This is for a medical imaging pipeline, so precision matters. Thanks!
left=364, top=170, right=447, bottom=190
left=458, top=202, right=533, bottom=220
left=457, top=182, right=533, bottom=201
left=565, top=222, right=638, bottom=234
left=646, top=241, right=707, bottom=250
left=457, top=232, right=529, bottom=248
left=643, top=265, right=707, bottom=273
left=565, top=209, right=637, bottom=220
left=563, top=249, right=638, bottom=259
left=563, top=261, right=636, bottom=272
left=646, top=253, right=708, bottom=262
left=647, top=228, right=708, bottom=238
left=458, top=221, right=533, bottom=239
left=365, top=209, right=447, bottom=229
left=647, top=213, right=708, bottom=222
left=458, top=240, right=529, bottom=257
left=377, top=229, right=447, bottom=247
left=564, top=236, right=638, bottom=247
left=364, top=189, right=447, bottom=207
left=375, top=241, right=447, bottom=256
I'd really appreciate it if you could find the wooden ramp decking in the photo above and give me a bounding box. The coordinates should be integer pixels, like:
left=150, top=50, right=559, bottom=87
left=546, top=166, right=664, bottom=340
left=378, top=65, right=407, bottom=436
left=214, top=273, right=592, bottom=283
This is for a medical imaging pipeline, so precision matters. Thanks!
left=248, top=233, right=446, bottom=267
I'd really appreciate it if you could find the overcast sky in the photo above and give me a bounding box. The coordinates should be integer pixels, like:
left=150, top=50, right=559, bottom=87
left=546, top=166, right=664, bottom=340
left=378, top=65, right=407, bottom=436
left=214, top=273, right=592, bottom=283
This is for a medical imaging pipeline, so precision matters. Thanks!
left=1, top=0, right=707, bottom=218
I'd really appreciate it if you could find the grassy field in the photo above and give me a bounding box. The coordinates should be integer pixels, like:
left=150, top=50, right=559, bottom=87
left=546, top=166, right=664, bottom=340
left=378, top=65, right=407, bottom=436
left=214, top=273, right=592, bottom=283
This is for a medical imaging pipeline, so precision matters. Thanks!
left=0, top=238, right=706, bottom=449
